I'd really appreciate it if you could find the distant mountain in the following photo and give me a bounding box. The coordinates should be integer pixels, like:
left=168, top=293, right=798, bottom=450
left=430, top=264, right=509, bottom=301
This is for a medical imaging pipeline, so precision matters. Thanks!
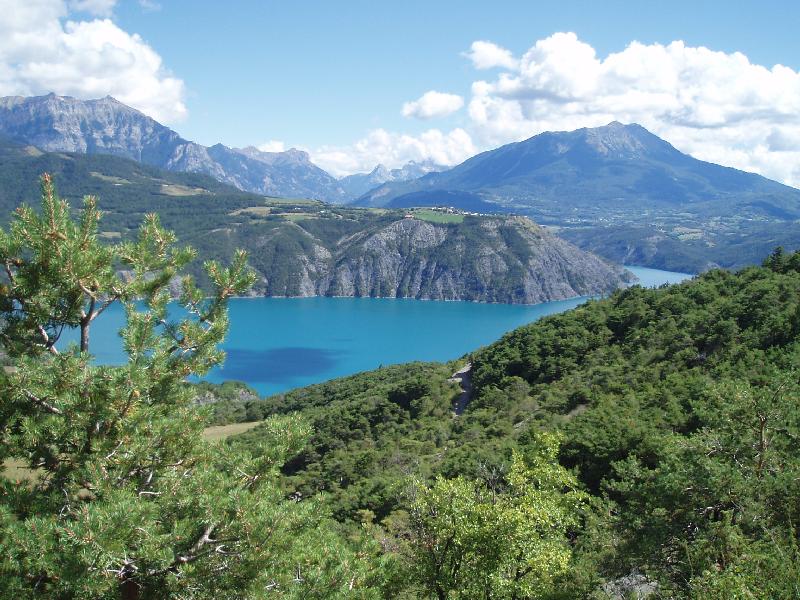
left=0, top=94, right=346, bottom=202
left=339, top=160, right=446, bottom=198
left=0, top=137, right=629, bottom=303
left=357, top=121, right=800, bottom=216
left=356, top=122, right=800, bottom=271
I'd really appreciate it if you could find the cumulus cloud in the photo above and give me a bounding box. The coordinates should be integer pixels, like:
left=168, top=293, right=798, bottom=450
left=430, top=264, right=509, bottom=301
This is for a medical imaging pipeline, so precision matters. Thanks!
left=257, top=140, right=286, bottom=153
left=312, top=128, right=476, bottom=177
left=312, top=34, right=800, bottom=186
left=0, top=0, right=187, bottom=123
left=463, top=41, right=518, bottom=70
left=402, top=90, right=464, bottom=119
left=466, top=32, right=800, bottom=186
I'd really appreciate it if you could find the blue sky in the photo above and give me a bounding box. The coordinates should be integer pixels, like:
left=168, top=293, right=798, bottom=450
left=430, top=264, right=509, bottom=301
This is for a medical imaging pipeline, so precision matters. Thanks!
left=111, top=0, right=800, bottom=149
left=2, top=0, right=800, bottom=183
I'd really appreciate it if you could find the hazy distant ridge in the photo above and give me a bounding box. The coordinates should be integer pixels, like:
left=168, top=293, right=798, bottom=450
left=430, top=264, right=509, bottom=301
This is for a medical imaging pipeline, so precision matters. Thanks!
left=0, top=94, right=371, bottom=202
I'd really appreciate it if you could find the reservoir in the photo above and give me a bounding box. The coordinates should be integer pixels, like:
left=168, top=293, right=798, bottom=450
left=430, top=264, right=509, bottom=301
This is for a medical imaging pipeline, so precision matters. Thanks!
left=69, top=266, right=692, bottom=396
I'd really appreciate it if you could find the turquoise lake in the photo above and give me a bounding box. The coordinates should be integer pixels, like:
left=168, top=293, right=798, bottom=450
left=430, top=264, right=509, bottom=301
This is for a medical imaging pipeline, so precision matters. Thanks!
left=67, top=266, right=691, bottom=396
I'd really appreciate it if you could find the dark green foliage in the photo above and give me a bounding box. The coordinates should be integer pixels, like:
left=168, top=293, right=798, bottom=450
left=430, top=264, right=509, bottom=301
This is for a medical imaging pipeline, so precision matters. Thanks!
left=233, top=363, right=458, bottom=522
left=470, top=253, right=800, bottom=595
left=5, top=164, right=800, bottom=596
left=233, top=250, right=800, bottom=597
left=0, top=179, right=385, bottom=599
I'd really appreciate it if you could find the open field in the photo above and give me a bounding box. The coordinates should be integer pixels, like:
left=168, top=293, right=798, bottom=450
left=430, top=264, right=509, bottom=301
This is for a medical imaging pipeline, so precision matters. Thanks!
left=411, top=208, right=465, bottom=224
left=90, top=172, right=131, bottom=185
left=280, top=212, right=319, bottom=221
left=229, top=206, right=273, bottom=217
left=264, top=196, right=321, bottom=206
left=160, top=183, right=210, bottom=196
left=202, top=421, right=261, bottom=441
left=3, top=458, right=39, bottom=484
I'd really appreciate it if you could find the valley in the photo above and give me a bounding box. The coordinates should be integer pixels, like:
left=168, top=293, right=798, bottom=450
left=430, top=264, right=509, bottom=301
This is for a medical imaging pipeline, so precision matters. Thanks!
left=4, top=95, right=799, bottom=274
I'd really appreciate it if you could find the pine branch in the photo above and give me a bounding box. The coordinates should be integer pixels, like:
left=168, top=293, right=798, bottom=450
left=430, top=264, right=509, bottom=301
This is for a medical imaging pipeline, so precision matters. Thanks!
left=23, top=389, right=63, bottom=415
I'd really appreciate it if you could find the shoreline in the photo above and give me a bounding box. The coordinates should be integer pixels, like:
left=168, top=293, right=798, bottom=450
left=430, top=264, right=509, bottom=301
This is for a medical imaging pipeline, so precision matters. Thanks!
left=226, top=292, right=595, bottom=307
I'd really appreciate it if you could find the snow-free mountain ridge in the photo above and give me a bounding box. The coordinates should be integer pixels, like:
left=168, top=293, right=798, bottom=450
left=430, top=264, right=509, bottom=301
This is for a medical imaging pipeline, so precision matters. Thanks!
left=356, top=121, right=800, bottom=217
left=0, top=94, right=384, bottom=202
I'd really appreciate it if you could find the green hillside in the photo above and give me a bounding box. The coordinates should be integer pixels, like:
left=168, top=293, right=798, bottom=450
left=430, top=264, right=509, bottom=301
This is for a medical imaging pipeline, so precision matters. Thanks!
left=3, top=171, right=799, bottom=597
left=228, top=249, right=800, bottom=597
left=0, top=141, right=628, bottom=302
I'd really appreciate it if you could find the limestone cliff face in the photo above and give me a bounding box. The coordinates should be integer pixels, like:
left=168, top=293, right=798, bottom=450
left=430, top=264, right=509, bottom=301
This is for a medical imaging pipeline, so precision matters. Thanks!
left=253, top=216, right=629, bottom=304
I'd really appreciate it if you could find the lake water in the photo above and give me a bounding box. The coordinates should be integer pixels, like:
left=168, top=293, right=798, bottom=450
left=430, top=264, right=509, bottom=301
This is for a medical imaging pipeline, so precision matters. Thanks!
left=625, top=265, right=694, bottom=288
left=66, top=266, right=692, bottom=396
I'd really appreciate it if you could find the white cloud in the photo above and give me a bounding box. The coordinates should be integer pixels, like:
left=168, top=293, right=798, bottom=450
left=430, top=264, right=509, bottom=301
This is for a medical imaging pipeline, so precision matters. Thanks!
left=465, top=32, right=800, bottom=186
left=463, top=40, right=518, bottom=70
left=257, top=140, right=285, bottom=153
left=138, top=0, right=161, bottom=11
left=312, top=128, right=476, bottom=176
left=0, top=0, right=187, bottom=123
left=402, top=90, right=464, bottom=120
left=68, top=0, right=117, bottom=16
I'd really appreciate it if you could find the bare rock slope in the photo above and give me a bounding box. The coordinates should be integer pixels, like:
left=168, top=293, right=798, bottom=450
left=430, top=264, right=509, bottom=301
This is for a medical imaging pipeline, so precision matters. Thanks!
left=246, top=215, right=630, bottom=304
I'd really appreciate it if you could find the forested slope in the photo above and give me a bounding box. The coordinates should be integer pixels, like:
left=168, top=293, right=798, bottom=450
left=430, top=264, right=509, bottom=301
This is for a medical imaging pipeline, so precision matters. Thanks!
left=232, top=249, right=800, bottom=597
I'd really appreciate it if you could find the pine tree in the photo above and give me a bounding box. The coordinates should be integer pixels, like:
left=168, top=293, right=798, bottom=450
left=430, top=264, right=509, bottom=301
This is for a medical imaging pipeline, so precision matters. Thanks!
left=0, top=176, right=380, bottom=599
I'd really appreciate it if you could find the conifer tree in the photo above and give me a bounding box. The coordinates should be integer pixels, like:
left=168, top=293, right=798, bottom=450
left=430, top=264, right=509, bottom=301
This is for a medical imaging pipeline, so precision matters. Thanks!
left=0, top=176, right=379, bottom=599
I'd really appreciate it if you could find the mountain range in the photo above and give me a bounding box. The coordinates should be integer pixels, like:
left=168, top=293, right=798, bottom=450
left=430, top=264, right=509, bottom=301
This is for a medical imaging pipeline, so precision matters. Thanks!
left=356, top=121, right=800, bottom=218
left=339, top=160, right=445, bottom=198
left=0, top=136, right=629, bottom=303
left=0, top=94, right=425, bottom=203
left=354, top=121, right=800, bottom=271
left=2, top=94, right=799, bottom=271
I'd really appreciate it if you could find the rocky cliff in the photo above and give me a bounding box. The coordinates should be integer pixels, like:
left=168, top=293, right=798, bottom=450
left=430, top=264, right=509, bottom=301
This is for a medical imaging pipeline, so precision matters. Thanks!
left=245, top=215, right=629, bottom=303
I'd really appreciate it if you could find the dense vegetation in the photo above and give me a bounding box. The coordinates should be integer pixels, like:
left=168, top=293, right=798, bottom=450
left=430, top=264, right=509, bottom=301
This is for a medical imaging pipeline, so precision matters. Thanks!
left=230, top=247, right=800, bottom=597
left=0, top=180, right=386, bottom=598
left=3, top=175, right=800, bottom=597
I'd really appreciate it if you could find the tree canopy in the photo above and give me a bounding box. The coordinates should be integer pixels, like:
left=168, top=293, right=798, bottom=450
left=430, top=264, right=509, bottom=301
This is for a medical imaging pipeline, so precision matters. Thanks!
left=0, top=176, right=382, bottom=599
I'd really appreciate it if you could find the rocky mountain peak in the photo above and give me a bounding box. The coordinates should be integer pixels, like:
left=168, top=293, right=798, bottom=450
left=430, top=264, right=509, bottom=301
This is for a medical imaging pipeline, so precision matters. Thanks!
left=0, top=94, right=347, bottom=202
left=369, top=164, right=391, bottom=178
left=283, top=148, right=311, bottom=162
left=578, top=121, right=677, bottom=159
left=339, top=160, right=447, bottom=200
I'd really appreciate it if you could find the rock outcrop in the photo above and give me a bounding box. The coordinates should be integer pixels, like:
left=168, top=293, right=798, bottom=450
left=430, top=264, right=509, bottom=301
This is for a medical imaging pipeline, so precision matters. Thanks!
left=251, top=215, right=630, bottom=303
